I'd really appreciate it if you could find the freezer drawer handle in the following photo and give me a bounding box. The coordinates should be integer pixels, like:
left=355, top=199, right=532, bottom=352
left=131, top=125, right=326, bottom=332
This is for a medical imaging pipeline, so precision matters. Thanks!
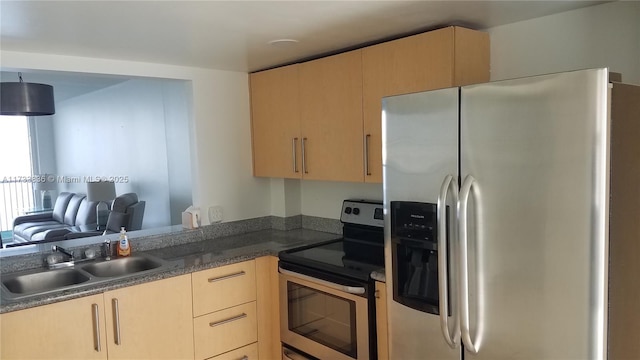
left=279, top=267, right=366, bottom=295
left=437, top=174, right=460, bottom=348
left=458, top=175, right=480, bottom=354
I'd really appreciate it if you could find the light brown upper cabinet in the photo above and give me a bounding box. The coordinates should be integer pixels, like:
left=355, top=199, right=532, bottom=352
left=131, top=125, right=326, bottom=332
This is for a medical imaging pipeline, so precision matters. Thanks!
left=251, top=50, right=363, bottom=182
left=298, top=50, right=363, bottom=182
left=250, top=64, right=301, bottom=179
left=250, top=26, right=488, bottom=183
left=362, top=26, right=489, bottom=183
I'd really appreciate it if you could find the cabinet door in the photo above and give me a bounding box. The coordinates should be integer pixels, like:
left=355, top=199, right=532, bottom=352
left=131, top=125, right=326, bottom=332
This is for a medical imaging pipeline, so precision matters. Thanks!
left=104, top=275, right=194, bottom=360
left=363, top=26, right=489, bottom=183
left=299, top=50, right=364, bottom=182
left=192, top=259, right=257, bottom=317
left=193, top=301, right=258, bottom=360
left=375, top=281, right=389, bottom=360
left=250, top=64, right=302, bottom=179
left=0, top=294, right=107, bottom=360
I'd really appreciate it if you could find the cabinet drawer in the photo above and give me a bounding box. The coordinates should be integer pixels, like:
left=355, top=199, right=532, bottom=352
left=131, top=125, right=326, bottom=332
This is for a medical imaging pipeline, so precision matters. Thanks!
left=192, top=260, right=257, bottom=316
left=194, top=302, right=258, bottom=360
left=208, top=342, right=259, bottom=360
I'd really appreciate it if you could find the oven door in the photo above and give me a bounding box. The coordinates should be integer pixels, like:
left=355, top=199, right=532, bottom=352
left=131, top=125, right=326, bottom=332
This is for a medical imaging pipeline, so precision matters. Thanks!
left=279, top=267, right=370, bottom=360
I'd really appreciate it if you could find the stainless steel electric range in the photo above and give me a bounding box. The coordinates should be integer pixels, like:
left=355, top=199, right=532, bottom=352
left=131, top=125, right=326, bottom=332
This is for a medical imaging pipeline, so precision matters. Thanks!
left=278, top=199, right=384, bottom=360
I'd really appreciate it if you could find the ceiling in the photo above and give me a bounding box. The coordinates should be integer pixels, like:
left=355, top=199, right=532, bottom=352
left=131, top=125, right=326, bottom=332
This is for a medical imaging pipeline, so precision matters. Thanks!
left=0, top=0, right=608, bottom=99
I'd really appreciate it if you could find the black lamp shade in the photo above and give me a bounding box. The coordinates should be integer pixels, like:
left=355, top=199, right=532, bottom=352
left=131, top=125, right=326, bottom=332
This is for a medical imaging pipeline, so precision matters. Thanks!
left=1, top=82, right=55, bottom=116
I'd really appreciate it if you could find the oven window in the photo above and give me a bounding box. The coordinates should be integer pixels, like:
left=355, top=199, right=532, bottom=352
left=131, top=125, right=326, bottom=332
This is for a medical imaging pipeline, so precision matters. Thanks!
left=287, top=282, right=357, bottom=358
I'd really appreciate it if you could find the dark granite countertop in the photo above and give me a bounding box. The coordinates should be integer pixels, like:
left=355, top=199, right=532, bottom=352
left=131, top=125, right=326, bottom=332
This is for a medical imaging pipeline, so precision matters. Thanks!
left=0, top=228, right=340, bottom=313
left=371, top=268, right=386, bottom=283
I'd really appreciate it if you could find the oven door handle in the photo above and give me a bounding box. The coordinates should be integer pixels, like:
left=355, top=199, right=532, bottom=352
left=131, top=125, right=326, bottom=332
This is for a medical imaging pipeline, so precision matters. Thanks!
left=279, top=267, right=366, bottom=295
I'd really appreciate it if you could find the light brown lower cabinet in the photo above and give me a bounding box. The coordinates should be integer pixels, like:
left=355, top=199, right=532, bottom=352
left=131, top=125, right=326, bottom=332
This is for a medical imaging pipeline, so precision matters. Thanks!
left=104, top=274, right=194, bottom=360
left=193, top=301, right=258, bottom=360
left=0, top=274, right=194, bottom=360
left=0, top=257, right=281, bottom=360
left=209, top=342, right=259, bottom=360
left=0, top=293, right=108, bottom=360
left=375, top=281, right=389, bottom=360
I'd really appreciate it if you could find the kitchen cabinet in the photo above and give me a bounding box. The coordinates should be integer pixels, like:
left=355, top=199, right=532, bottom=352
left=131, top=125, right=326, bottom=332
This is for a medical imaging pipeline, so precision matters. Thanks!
left=250, top=64, right=301, bottom=179
left=250, top=26, right=488, bottom=183
left=256, top=255, right=281, bottom=360
left=375, top=281, right=389, bottom=360
left=298, top=49, right=364, bottom=182
left=192, top=259, right=257, bottom=316
left=209, top=343, right=259, bottom=360
left=0, top=293, right=108, bottom=360
left=192, top=260, right=259, bottom=360
left=362, top=26, right=489, bottom=183
left=103, top=274, right=194, bottom=360
left=250, top=51, right=363, bottom=182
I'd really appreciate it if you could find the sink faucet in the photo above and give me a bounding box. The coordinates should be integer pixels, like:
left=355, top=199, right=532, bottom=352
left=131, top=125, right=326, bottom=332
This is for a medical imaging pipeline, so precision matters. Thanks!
left=103, top=240, right=111, bottom=261
left=52, top=245, right=74, bottom=261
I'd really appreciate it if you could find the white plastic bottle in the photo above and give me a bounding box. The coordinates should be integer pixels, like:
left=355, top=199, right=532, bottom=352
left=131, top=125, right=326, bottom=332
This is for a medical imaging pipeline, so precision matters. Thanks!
left=117, top=226, right=131, bottom=257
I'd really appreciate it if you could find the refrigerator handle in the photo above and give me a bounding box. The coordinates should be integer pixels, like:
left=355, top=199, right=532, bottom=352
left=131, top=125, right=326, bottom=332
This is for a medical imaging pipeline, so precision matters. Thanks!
left=459, top=175, right=479, bottom=354
left=437, top=174, right=460, bottom=348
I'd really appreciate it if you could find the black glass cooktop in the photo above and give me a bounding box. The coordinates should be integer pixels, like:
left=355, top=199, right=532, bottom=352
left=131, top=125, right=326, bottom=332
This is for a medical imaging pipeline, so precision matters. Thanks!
left=279, top=238, right=384, bottom=281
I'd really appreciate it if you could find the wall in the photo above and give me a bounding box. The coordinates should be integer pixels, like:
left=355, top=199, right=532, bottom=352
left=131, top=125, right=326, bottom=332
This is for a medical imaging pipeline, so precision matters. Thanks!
left=52, top=78, right=190, bottom=228
left=2, top=0, right=638, bottom=224
left=0, top=51, right=272, bottom=225
left=488, top=1, right=640, bottom=83
left=299, top=0, right=640, bottom=219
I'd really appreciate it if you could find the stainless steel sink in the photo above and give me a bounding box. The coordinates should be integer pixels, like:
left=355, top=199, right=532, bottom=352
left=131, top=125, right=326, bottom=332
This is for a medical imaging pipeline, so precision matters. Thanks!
left=1, top=253, right=170, bottom=302
left=1, top=268, right=90, bottom=296
left=81, top=255, right=164, bottom=277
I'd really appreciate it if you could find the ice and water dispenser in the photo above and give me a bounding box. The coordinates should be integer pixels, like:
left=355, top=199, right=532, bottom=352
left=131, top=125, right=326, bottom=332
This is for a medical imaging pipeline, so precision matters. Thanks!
left=391, top=201, right=445, bottom=315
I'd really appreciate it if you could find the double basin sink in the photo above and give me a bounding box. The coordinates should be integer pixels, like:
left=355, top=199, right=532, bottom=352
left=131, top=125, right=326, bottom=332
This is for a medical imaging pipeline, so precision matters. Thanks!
left=1, top=253, right=170, bottom=302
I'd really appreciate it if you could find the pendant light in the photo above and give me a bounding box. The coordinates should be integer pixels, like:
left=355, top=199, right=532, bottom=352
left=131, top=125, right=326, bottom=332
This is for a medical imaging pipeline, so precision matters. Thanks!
left=0, top=72, right=55, bottom=116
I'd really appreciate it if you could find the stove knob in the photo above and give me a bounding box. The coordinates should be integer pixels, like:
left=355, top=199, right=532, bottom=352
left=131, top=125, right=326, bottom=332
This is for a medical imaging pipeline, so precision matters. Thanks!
left=345, top=207, right=352, bottom=214
left=352, top=207, right=360, bottom=215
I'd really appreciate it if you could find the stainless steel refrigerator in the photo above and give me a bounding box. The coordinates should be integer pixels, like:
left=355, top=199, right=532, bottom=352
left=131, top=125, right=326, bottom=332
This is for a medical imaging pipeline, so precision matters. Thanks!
left=382, top=68, right=640, bottom=359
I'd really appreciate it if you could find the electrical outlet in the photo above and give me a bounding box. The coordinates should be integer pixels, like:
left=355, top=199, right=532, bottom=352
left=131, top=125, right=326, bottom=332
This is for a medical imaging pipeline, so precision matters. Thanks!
left=209, top=206, right=223, bottom=223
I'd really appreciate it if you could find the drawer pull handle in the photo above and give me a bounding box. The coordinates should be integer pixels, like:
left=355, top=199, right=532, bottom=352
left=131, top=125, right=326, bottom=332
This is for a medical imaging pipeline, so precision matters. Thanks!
left=208, top=270, right=246, bottom=283
left=92, top=303, right=101, bottom=352
left=112, top=298, right=122, bottom=345
left=209, top=313, right=247, bottom=327
left=239, top=356, right=249, bottom=360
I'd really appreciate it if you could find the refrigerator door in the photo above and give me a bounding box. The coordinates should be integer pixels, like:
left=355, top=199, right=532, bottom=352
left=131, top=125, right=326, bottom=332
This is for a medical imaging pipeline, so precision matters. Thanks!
left=382, top=87, right=460, bottom=360
left=459, top=69, right=610, bottom=359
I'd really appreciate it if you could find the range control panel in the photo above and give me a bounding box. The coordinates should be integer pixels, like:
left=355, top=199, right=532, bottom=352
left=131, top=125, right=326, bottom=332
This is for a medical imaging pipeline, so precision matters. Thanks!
left=340, top=199, right=384, bottom=228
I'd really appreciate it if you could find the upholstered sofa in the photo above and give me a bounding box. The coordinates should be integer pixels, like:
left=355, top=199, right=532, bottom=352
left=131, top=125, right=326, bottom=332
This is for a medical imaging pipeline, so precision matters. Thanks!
left=11, top=192, right=146, bottom=245
left=12, top=192, right=98, bottom=244
left=66, top=193, right=146, bottom=239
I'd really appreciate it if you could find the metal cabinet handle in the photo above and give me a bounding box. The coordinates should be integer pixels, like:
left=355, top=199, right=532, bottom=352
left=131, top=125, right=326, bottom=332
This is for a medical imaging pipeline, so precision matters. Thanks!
left=364, top=134, right=371, bottom=176
left=112, top=298, right=122, bottom=346
left=437, top=175, right=460, bottom=348
left=238, top=356, right=249, bottom=360
left=92, top=303, right=101, bottom=352
left=283, top=349, right=309, bottom=360
left=209, top=313, right=247, bottom=327
left=458, top=175, right=479, bottom=354
left=292, top=138, right=299, bottom=173
left=208, top=270, right=246, bottom=283
left=301, top=137, right=308, bottom=174
left=279, top=267, right=365, bottom=295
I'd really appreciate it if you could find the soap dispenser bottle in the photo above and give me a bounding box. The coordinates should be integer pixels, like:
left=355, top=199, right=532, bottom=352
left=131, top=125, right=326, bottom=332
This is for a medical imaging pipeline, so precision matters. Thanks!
left=117, top=226, right=131, bottom=257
